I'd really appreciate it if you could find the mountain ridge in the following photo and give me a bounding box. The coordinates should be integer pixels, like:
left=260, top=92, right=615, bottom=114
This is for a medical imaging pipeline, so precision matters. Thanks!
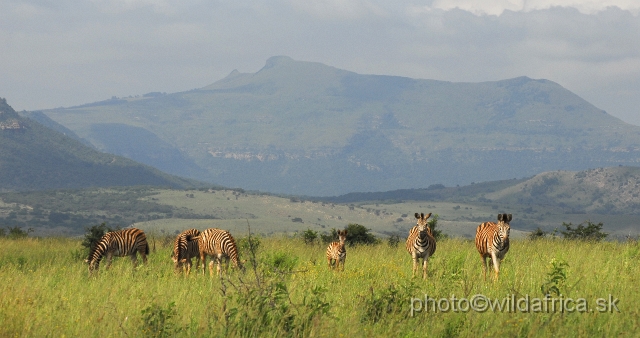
left=39, top=56, right=640, bottom=195
left=0, top=98, right=202, bottom=191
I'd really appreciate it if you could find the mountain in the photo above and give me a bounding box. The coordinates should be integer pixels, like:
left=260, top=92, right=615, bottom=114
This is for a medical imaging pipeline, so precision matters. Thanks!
left=39, top=56, right=640, bottom=196
left=324, top=166, right=640, bottom=215
left=0, top=98, right=201, bottom=191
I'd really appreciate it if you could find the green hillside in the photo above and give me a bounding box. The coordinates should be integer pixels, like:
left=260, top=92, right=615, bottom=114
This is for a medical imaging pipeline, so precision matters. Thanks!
left=40, top=56, right=640, bottom=195
left=3, top=166, right=640, bottom=239
left=0, top=98, right=201, bottom=191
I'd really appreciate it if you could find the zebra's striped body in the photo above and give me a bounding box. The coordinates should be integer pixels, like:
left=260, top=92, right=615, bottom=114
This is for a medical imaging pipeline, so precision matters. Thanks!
left=171, top=228, right=201, bottom=275
left=406, top=212, right=436, bottom=280
left=326, top=230, right=347, bottom=271
left=85, top=228, right=149, bottom=273
left=195, top=228, right=243, bottom=277
left=475, top=213, right=512, bottom=281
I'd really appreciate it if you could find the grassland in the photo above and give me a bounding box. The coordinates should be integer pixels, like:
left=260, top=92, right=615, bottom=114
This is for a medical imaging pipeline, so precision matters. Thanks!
left=0, top=234, right=637, bottom=337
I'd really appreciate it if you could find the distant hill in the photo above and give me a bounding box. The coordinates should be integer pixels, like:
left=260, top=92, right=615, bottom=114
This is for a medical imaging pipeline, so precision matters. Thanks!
left=40, top=56, right=640, bottom=196
left=0, top=98, right=201, bottom=191
left=325, top=166, right=640, bottom=216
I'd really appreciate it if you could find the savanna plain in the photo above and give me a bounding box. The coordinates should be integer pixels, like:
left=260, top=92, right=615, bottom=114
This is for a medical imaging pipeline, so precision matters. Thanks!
left=0, top=233, right=637, bottom=337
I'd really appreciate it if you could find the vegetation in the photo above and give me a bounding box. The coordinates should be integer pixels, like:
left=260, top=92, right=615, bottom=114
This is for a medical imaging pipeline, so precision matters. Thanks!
left=0, top=98, right=199, bottom=192
left=0, top=235, right=635, bottom=336
left=560, top=221, right=608, bottom=241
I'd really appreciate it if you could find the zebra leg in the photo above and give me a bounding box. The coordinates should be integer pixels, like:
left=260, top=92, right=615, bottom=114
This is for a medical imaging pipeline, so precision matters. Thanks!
left=341, top=257, right=345, bottom=272
left=412, top=255, right=418, bottom=278
left=185, top=258, right=192, bottom=275
left=105, top=252, right=114, bottom=270
left=422, top=257, right=428, bottom=280
left=481, top=255, right=488, bottom=281
left=208, top=260, right=216, bottom=277
left=327, top=257, right=333, bottom=270
left=200, top=252, right=207, bottom=275
left=216, top=256, right=223, bottom=276
left=130, top=254, right=138, bottom=268
left=491, top=252, right=500, bottom=281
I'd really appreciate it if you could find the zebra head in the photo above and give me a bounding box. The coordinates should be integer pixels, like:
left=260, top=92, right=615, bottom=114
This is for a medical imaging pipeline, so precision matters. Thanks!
left=337, top=229, right=348, bottom=244
left=497, top=213, right=512, bottom=241
left=414, top=212, right=433, bottom=235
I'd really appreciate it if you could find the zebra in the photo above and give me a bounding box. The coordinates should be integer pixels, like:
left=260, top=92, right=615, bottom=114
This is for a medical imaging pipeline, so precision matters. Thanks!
left=85, top=228, right=149, bottom=274
left=406, top=212, right=436, bottom=280
left=475, top=213, right=512, bottom=281
left=326, top=229, right=347, bottom=271
left=194, top=228, right=244, bottom=277
left=171, top=228, right=201, bottom=275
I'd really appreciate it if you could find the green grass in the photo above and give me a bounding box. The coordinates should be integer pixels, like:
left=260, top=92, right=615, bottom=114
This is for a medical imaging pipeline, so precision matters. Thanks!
left=0, top=235, right=637, bottom=337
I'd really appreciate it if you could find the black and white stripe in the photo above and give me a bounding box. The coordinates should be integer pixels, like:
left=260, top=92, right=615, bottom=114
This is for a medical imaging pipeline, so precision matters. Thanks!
left=475, top=213, right=511, bottom=281
left=171, top=228, right=201, bottom=274
left=86, top=228, right=149, bottom=273
left=195, top=228, right=243, bottom=277
left=406, top=213, right=437, bottom=280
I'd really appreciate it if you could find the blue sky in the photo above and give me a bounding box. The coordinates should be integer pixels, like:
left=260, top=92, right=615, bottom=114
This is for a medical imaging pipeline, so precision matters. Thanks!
left=1, top=0, right=639, bottom=125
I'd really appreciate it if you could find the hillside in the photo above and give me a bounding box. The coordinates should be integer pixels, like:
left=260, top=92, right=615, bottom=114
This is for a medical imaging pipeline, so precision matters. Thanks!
left=0, top=98, right=201, bottom=191
left=3, top=166, right=640, bottom=239
left=40, top=56, right=640, bottom=195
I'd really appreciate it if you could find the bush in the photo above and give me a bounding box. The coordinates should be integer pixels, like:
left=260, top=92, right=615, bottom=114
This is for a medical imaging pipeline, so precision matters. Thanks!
left=301, top=228, right=318, bottom=245
left=427, top=214, right=447, bottom=241
left=387, top=234, right=401, bottom=248
left=7, top=226, right=31, bottom=239
left=560, top=221, right=608, bottom=241
left=528, top=227, right=547, bottom=240
left=81, top=223, right=117, bottom=253
left=344, top=223, right=379, bottom=246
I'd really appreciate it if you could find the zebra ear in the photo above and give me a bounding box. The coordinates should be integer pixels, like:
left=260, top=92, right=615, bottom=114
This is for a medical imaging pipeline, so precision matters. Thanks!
left=425, top=213, right=432, bottom=219
left=421, top=213, right=425, bottom=219
left=507, top=214, right=512, bottom=222
left=415, top=213, right=420, bottom=219
left=498, top=214, right=503, bottom=221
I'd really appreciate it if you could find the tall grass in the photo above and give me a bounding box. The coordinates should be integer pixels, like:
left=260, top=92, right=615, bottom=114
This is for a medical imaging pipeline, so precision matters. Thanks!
left=0, top=236, right=637, bottom=337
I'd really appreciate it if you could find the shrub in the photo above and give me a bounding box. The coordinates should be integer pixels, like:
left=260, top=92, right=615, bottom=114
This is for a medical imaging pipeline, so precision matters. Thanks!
left=428, top=214, right=447, bottom=241
left=81, top=223, right=118, bottom=254
left=301, top=228, right=318, bottom=245
left=344, top=223, right=379, bottom=246
left=7, top=226, right=31, bottom=239
left=560, top=221, right=608, bottom=241
left=387, top=234, right=401, bottom=248
left=140, top=301, right=184, bottom=337
left=528, top=227, right=547, bottom=240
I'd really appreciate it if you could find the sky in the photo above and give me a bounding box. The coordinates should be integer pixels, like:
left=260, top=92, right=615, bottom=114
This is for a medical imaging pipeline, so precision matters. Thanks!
left=1, top=0, right=640, bottom=126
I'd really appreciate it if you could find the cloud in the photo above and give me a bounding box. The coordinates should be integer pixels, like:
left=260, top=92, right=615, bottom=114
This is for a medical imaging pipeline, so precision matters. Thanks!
left=429, top=0, right=640, bottom=16
left=0, top=1, right=639, bottom=126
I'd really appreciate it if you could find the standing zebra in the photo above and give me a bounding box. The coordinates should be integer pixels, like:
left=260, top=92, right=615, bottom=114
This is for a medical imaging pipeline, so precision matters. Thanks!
left=406, top=213, right=436, bottom=280
left=195, top=228, right=244, bottom=277
left=326, top=229, right=347, bottom=271
left=171, top=228, right=201, bottom=275
left=475, top=213, right=512, bottom=281
left=85, top=228, right=149, bottom=274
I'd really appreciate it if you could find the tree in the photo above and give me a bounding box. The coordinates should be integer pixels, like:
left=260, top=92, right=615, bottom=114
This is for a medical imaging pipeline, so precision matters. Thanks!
left=82, top=223, right=118, bottom=253
left=427, top=214, right=447, bottom=241
left=301, top=228, right=318, bottom=245
left=560, top=221, right=607, bottom=241
left=528, top=227, right=547, bottom=240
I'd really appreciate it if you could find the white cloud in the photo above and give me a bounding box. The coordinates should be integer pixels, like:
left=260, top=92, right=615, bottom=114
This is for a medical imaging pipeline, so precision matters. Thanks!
left=430, top=0, right=640, bottom=15
left=0, top=0, right=639, bottom=126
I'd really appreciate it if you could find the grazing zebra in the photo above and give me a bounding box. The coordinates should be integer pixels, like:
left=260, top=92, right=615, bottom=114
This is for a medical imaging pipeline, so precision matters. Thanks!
left=475, top=213, right=512, bottom=281
left=406, top=213, right=436, bottom=280
left=195, top=228, right=244, bottom=277
left=85, top=228, right=149, bottom=274
left=171, top=228, right=201, bottom=275
left=326, top=229, right=347, bottom=271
